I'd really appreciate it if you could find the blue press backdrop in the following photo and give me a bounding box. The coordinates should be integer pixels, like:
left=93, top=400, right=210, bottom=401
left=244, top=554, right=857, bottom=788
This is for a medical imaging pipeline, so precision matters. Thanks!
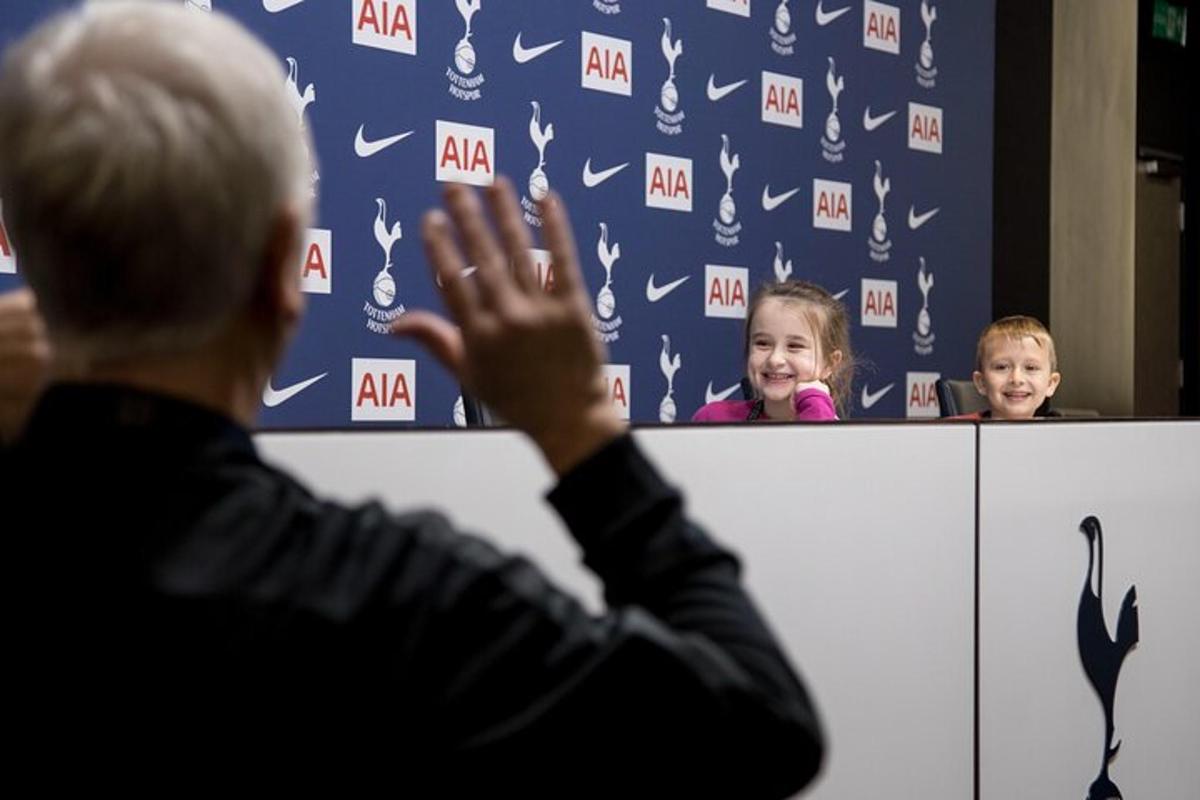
left=0, top=0, right=994, bottom=427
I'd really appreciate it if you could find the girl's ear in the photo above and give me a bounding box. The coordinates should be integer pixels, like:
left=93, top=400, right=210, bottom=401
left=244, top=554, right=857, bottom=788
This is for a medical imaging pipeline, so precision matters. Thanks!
left=822, top=349, right=843, bottom=379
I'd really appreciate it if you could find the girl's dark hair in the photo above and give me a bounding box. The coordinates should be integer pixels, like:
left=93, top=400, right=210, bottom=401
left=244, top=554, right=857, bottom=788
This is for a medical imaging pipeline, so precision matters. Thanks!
left=744, top=279, right=856, bottom=417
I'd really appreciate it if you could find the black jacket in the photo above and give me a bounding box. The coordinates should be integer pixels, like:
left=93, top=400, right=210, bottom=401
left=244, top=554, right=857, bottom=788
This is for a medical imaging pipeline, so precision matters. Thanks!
left=5, top=384, right=823, bottom=796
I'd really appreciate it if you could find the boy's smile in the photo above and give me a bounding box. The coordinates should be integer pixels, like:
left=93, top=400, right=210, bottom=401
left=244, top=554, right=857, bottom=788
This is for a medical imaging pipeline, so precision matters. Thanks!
left=973, top=335, right=1061, bottom=420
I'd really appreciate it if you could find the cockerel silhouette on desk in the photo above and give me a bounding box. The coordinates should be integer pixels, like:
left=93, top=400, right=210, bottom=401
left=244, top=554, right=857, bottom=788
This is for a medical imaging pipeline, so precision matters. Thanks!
left=1075, top=515, right=1139, bottom=800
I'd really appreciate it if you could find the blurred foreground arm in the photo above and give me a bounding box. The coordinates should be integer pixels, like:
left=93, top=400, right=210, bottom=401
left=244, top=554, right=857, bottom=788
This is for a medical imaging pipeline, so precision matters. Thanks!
left=393, top=178, right=622, bottom=475
left=392, top=181, right=825, bottom=795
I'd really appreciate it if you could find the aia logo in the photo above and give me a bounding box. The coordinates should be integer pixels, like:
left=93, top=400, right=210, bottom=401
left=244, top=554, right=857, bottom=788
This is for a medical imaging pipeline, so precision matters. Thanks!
left=602, top=363, right=631, bottom=420
left=761, top=70, right=803, bottom=129
left=908, top=101, right=943, bottom=154
left=351, top=358, right=415, bottom=422
left=713, top=134, right=742, bottom=247
left=592, top=222, right=623, bottom=342
left=352, top=0, right=416, bottom=56
left=812, top=178, right=852, bottom=232
left=529, top=248, right=556, bottom=293
left=283, top=56, right=318, bottom=197
left=645, top=153, right=693, bottom=213
left=905, top=371, right=940, bottom=418
left=820, top=57, right=846, bottom=163
left=363, top=198, right=405, bottom=335
left=916, top=0, right=938, bottom=88
left=0, top=200, right=15, bottom=275
left=447, top=0, right=484, bottom=101
left=655, top=18, right=685, bottom=135
left=913, top=257, right=935, bottom=355
left=860, top=278, right=897, bottom=328
left=863, top=0, right=900, bottom=54
left=707, top=0, right=750, bottom=17
left=580, top=31, right=631, bottom=96
left=300, top=228, right=332, bottom=294
left=521, top=101, right=554, bottom=227
left=868, top=160, right=892, bottom=262
left=435, top=120, right=494, bottom=187
left=770, top=1, right=797, bottom=55
left=705, top=264, right=748, bottom=320
left=658, top=335, right=683, bottom=423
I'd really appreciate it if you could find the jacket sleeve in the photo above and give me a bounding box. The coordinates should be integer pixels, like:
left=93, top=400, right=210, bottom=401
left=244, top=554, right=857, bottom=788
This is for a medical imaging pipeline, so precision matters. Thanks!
left=793, top=387, right=838, bottom=420
left=391, top=434, right=824, bottom=796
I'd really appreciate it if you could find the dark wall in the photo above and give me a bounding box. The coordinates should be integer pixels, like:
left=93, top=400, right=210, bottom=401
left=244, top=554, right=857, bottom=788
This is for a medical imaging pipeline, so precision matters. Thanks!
left=1138, top=0, right=1192, bottom=158
left=992, top=1, right=1053, bottom=325
left=1137, top=0, right=1196, bottom=414
left=995, top=0, right=1196, bottom=415
left=1190, top=43, right=1200, bottom=417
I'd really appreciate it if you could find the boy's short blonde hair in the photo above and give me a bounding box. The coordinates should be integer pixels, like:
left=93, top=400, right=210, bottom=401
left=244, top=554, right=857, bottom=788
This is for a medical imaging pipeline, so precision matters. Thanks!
left=975, top=316, right=1058, bottom=371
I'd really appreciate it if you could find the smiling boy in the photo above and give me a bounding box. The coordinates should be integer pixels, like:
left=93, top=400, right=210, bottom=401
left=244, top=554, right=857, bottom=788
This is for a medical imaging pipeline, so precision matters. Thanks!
left=968, top=316, right=1062, bottom=420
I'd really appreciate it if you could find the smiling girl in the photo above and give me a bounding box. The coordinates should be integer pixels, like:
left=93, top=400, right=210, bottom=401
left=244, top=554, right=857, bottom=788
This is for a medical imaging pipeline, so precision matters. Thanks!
left=693, top=280, right=853, bottom=422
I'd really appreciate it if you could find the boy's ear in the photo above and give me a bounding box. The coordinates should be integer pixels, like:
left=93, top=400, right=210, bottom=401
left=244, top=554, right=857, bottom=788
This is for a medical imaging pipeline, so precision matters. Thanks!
left=972, top=371, right=986, bottom=395
left=1045, top=371, right=1062, bottom=397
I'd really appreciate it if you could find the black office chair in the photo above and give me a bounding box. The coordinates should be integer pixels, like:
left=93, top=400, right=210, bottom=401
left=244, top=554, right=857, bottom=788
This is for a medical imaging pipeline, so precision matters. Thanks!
left=459, top=390, right=499, bottom=427
left=936, top=378, right=1098, bottom=418
left=935, top=378, right=988, bottom=417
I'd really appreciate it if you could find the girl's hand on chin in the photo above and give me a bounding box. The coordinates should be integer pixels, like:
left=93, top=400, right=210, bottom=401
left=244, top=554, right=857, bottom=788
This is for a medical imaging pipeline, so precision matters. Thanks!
left=795, top=380, right=831, bottom=397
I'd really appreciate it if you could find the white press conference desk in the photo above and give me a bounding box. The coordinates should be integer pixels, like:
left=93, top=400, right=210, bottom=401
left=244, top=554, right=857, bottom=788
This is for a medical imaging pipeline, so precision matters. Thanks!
left=258, top=420, right=1200, bottom=800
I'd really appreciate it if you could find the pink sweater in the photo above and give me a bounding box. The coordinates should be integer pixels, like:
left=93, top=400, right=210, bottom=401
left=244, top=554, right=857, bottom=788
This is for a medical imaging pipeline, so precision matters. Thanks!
left=691, top=388, right=839, bottom=422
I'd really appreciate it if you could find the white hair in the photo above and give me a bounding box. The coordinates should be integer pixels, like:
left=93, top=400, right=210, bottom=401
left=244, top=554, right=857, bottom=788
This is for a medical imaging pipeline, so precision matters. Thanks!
left=0, top=0, right=314, bottom=361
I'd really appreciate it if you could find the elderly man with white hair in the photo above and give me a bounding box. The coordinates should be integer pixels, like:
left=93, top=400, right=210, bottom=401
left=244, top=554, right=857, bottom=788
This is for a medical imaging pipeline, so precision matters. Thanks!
left=0, top=3, right=822, bottom=794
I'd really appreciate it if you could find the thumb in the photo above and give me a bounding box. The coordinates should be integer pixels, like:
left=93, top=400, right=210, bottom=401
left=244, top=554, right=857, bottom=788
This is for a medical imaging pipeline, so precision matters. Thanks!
left=391, top=311, right=467, bottom=378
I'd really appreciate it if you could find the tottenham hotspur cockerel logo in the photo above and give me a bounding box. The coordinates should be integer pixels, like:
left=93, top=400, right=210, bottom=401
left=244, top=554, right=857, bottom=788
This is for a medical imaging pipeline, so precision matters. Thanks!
left=521, top=100, right=554, bottom=226
left=447, top=0, right=485, bottom=101
left=1073, top=515, right=1139, bottom=800
left=363, top=198, right=406, bottom=334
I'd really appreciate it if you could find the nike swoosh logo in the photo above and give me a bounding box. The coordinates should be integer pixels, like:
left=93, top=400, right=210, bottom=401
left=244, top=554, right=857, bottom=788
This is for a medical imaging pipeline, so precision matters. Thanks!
left=646, top=273, right=689, bottom=302
left=762, top=185, right=801, bottom=211
left=706, top=381, right=741, bottom=404
left=513, top=33, right=563, bottom=64
left=354, top=125, right=413, bottom=158
left=862, top=106, right=897, bottom=131
left=833, top=288, right=850, bottom=301
left=908, top=206, right=941, bottom=229
left=860, top=382, right=895, bottom=409
left=707, top=75, right=748, bottom=102
left=263, top=0, right=305, bottom=12
left=815, top=1, right=852, bottom=25
left=263, top=372, right=327, bottom=407
left=582, top=158, right=629, bottom=188
left=435, top=265, right=478, bottom=289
